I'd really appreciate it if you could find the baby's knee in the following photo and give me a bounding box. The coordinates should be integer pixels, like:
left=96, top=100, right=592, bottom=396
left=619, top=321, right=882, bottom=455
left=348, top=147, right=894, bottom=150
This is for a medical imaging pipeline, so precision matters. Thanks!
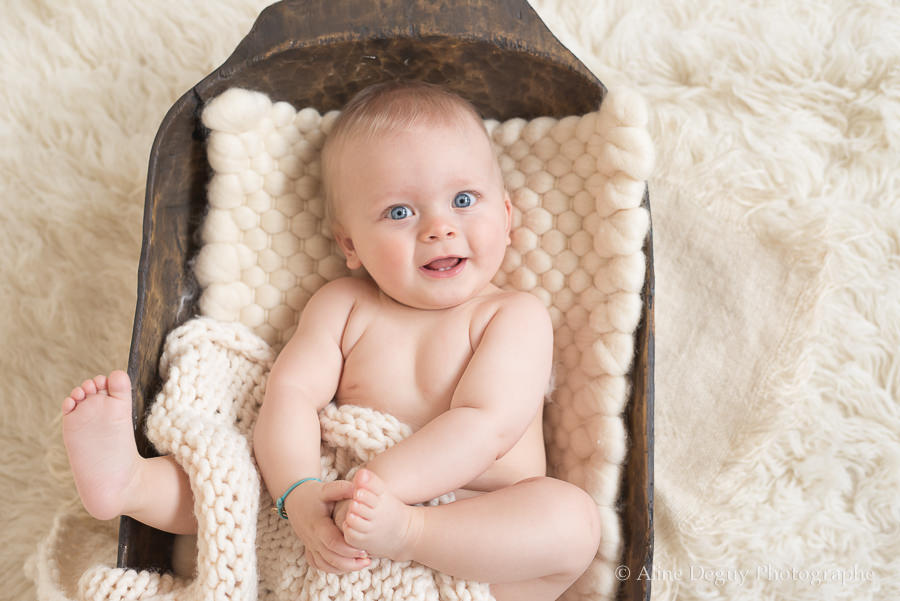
left=551, top=481, right=602, bottom=575
left=521, top=478, right=601, bottom=574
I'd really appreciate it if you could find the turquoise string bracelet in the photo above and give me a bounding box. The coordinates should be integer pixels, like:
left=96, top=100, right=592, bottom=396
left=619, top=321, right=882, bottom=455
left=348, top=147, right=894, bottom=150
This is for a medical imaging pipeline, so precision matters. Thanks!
left=275, top=477, right=322, bottom=519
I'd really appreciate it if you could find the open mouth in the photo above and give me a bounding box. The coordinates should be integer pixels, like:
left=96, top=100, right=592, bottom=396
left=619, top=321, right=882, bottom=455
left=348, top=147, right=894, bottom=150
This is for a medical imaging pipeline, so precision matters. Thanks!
left=423, top=257, right=462, bottom=271
left=420, top=256, right=466, bottom=277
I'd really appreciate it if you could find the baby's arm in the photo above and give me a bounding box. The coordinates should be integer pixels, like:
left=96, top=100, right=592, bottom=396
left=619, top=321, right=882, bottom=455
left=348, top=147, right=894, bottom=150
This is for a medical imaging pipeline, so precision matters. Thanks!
left=253, top=278, right=369, bottom=572
left=364, top=292, right=553, bottom=504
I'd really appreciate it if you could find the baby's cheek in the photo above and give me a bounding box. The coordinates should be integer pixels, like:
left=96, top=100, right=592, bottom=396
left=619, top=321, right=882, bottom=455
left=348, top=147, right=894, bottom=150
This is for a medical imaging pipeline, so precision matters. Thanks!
left=474, top=220, right=509, bottom=257
left=378, top=239, right=413, bottom=267
left=361, top=233, right=401, bottom=263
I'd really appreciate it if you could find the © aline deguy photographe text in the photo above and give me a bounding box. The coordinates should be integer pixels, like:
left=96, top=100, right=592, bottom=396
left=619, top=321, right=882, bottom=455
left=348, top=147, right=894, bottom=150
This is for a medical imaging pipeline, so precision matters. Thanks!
left=614, top=563, right=876, bottom=588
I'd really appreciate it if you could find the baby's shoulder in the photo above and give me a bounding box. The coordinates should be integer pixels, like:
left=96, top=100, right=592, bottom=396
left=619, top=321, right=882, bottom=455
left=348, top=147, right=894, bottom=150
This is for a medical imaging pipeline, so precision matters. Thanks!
left=478, top=288, right=549, bottom=319
left=468, top=289, right=552, bottom=341
left=302, top=276, right=379, bottom=322
left=311, top=275, right=379, bottom=303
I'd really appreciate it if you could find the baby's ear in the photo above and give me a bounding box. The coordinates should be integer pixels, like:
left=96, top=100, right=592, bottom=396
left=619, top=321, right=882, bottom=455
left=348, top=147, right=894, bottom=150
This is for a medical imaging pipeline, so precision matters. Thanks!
left=332, top=225, right=362, bottom=269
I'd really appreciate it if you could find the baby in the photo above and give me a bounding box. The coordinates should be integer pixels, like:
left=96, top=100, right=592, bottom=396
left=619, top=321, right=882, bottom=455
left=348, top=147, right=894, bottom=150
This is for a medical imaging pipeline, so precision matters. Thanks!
left=62, top=81, right=601, bottom=601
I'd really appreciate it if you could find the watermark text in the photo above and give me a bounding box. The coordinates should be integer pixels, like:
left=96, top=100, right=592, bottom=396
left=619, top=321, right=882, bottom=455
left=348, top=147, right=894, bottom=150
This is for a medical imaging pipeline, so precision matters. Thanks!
left=614, top=563, right=875, bottom=587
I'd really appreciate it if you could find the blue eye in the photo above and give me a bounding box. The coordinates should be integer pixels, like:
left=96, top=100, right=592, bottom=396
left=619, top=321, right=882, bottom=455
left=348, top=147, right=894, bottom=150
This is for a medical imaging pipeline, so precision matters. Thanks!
left=388, top=205, right=412, bottom=220
left=453, top=192, right=476, bottom=208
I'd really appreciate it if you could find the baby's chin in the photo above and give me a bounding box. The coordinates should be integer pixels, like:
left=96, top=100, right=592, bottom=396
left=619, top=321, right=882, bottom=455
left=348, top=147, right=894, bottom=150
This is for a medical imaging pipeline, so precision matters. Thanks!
left=382, top=292, right=466, bottom=311
left=380, top=283, right=502, bottom=311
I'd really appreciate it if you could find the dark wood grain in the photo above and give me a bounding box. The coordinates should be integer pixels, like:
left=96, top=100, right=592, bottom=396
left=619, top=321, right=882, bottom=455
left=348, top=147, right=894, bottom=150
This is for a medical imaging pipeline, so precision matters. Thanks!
left=121, top=1, right=652, bottom=599
left=617, top=187, right=655, bottom=601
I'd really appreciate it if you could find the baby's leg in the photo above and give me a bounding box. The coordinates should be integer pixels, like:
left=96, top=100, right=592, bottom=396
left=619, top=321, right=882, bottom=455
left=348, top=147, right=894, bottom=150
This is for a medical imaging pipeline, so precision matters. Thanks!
left=341, top=470, right=600, bottom=601
left=62, top=370, right=196, bottom=534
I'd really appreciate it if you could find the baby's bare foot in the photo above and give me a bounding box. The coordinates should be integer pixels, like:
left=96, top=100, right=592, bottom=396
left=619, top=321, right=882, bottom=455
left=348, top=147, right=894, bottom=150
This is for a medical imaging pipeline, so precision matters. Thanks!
left=341, top=469, right=423, bottom=562
left=62, top=370, right=142, bottom=521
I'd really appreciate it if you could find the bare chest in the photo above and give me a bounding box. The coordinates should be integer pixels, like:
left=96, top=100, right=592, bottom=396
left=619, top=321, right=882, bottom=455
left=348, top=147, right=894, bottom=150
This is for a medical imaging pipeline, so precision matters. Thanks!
left=336, top=308, right=477, bottom=429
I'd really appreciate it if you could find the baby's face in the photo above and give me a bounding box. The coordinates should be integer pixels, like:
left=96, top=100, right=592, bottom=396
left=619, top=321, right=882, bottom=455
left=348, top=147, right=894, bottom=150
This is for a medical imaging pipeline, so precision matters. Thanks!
left=330, top=117, right=511, bottom=310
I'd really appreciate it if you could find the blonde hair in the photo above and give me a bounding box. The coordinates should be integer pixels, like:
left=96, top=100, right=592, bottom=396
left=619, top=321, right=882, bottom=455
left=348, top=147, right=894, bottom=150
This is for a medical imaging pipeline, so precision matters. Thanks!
left=321, top=81, right=489, bottom=227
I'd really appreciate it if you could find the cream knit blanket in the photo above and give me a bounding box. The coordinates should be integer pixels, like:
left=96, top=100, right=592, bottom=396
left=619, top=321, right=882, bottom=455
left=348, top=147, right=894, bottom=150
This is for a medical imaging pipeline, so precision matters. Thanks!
left=75, top=316, right=493, bottom=601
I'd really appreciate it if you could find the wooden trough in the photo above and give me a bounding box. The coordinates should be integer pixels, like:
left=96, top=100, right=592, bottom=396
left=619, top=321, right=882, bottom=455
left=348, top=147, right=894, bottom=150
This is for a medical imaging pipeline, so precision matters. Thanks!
left=120, top=1, right=654, bottom=599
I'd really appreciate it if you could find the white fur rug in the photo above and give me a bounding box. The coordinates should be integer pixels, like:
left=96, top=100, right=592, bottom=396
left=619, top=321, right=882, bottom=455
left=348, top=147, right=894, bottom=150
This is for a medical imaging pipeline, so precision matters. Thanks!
left=3, top=1, right=898, bottom=600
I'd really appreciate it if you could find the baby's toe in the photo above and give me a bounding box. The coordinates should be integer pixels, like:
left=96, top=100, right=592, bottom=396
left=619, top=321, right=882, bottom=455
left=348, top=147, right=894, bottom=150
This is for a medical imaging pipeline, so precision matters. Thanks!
left=92, top=374, right=108, bottom=392
left=62, top=396, right=77, bottom=414
left=70, top=386, right=86, bottom=402
left=353, top=488, right=380, bottom=511
left=344, top=511, right=373, bottom=537
left=349, top=499, right=376, bottom=521
left=105, top=370, right=132, bottom=402
left=353, top=468, right=386, bottom=496
left=80, top=379, right=98, bottom=396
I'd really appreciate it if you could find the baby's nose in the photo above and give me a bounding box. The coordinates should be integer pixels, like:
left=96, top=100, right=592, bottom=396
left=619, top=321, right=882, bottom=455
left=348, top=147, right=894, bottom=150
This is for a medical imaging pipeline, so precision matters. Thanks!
left=420, top=217, right=457, bottom=241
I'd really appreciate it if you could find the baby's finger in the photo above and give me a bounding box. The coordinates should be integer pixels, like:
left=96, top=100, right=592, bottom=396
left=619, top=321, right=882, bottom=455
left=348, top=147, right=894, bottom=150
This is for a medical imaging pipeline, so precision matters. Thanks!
left=308, top=549, right=341, bottom=574
left=315, top=546, right=370, bottom=573
left=322, top=521, right=368, bottom=559
left=305, top=549, right=325, bottom=572
left=332, top=499, right=351, bottom=528
left=320, top=479, right=354, bottom=502
left=308, top=547, right=348, bottom=574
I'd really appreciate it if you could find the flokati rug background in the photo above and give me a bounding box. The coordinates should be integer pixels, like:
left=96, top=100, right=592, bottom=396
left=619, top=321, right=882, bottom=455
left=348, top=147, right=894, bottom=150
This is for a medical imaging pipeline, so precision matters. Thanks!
left=2, top=1, right=898, bottom=600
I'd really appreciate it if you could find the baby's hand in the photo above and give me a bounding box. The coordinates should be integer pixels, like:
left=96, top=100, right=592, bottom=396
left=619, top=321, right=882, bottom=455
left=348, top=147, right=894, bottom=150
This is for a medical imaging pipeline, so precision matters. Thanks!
left=283, top=479, right=370, bottom=573
left=332, top=497, right=352, bottom=533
